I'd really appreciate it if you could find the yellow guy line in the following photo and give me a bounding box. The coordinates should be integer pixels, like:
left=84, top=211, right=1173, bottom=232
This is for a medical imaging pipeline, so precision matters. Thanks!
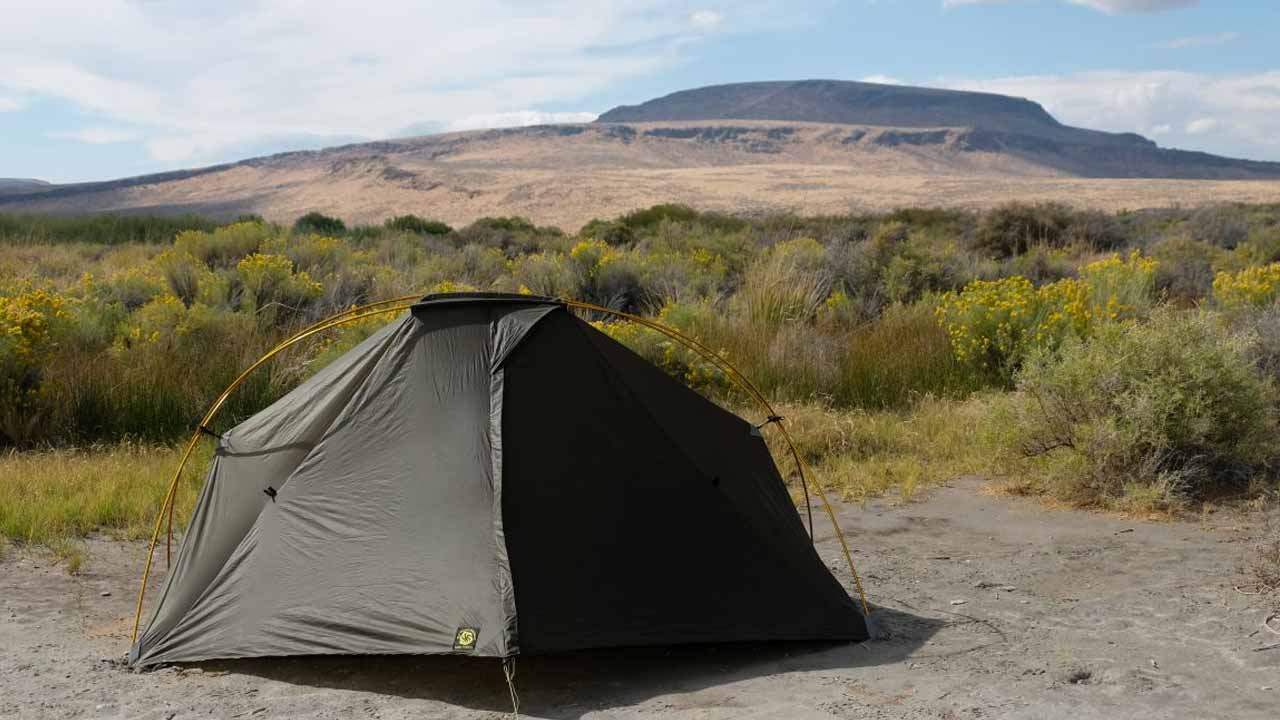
left=132, top=295, right=871, bottom=645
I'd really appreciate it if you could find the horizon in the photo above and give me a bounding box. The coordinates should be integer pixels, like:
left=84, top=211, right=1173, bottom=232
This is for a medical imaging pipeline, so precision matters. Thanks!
left=2, top=0, right=1277, bottom=183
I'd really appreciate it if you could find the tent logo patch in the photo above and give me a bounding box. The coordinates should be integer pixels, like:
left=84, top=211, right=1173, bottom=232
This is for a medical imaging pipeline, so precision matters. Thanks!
left=453, top=627, right=478, bottom=652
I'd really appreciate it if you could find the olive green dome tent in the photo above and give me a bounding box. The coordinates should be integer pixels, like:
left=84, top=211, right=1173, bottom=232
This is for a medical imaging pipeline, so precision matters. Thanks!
left=129, top=293, right=867, bottom=666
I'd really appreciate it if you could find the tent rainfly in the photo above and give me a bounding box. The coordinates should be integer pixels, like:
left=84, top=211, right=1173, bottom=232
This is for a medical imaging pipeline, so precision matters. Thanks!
left=129, top=292, right=868, bottom=666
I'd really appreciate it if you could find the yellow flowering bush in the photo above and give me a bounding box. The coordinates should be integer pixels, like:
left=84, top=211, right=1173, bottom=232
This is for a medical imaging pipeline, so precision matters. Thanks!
left=174, top=221, right=270, bottom=268
left=95, top=265, right=167, bottom=310
left=937, top=251, right=1159, bottom=379
left=1212, top=263, right=1280, bottom=310
left=1079, top=250, right=1158, bottom=321
left=0, top=289, right=75, bottom=430
left=936, top=276, right=1091, bottom=378
left=236, top=253, right=323, bottom=311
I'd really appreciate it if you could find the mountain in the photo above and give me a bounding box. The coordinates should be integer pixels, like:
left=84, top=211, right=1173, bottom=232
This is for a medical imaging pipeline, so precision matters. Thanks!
left=0, top=178, right=50, bottom=196
left=600, top=80, right=1071, bottom=138
left=596, top=80, right=1280, bottom=179
left=3, top=80, right=1280, bottom=230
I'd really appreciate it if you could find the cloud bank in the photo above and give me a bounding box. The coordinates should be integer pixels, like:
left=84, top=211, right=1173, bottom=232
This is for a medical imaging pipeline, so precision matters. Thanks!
left=0, top=1, right=749, bottom=166
left=945, top=0, right=1198, bottom=13
left=934, top=70, right=1280, bottom=161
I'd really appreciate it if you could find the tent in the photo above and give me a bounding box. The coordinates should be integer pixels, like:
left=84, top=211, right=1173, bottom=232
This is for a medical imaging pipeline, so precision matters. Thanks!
left=129, top=292, right=868, bottom=666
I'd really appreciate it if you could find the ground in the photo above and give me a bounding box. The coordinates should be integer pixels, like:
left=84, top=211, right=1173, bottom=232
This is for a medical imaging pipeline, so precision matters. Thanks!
left=3, top=478, right=1278, bottom=719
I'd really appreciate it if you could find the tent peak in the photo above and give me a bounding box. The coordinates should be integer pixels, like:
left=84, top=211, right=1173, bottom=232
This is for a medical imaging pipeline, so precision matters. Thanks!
left=411, top=292, right=564, bottom=312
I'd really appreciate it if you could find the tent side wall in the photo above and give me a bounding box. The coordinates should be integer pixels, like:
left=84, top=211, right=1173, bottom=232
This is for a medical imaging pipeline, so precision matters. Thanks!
left=500, top=311, right=867, bottom=653
left=131, top=303, right=555, bottom=665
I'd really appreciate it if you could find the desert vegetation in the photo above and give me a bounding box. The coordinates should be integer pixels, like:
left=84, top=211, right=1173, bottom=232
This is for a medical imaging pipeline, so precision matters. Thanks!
left=4, top=202, right=1280, bottom=570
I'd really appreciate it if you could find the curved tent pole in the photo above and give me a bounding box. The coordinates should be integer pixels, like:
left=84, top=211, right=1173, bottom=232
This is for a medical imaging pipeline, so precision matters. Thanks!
left=562, top=300, right=870, bottom=618
left=131, top=295, right=871, bottom=644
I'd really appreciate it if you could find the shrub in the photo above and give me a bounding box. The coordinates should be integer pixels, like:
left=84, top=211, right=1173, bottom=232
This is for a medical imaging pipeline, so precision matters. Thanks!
left=567, top=239, right=651, bottom=312
left=936, top=276, right=1091, bottom=382
left=1079, top=250, right=1158, bottom=321
left=293, top=212, right=347, bottom=236
left=995, top=311, right=1277, bottom=510
left=174, top=222, right=272, bottom=268
left=0, top=289, right=75, bottom=444
left=618, top=204, right=701, bottom=231
left=1187, top=204, right=1249, bottom=249
left=1213, top=263, right=1280, bottom=311
left=1063, top=209, right=1128, bottom=251
left=92, top=266, right=166, bottom=311
left=1150, top=237, right=1219, bottom=303
left=579, top=219, right=636, bottom=246
left=385, top=215, right=452, bottom=236
left=236, top=253, right=323, bottom=313
left=971, top=202, right=1075, bottom=258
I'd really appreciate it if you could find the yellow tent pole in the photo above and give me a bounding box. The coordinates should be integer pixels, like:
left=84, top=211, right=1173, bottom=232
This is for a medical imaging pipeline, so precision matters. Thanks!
left=132, top=293, right=871, bottom=645
left=132, top=297, right=420, bottom=642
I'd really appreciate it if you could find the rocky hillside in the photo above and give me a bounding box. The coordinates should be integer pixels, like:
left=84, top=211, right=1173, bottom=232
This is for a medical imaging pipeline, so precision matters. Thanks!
left=3, top=80, right=1280, bottom=228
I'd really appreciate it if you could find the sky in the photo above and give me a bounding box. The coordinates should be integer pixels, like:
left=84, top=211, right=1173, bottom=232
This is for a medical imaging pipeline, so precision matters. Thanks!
left=1, top=0, right=1277, bottom=183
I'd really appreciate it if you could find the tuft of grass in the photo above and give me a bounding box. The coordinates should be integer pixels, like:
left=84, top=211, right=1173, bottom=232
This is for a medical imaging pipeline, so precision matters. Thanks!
left=46, top=538, right=87, bottom=575
left=0, top=442, right=209, bottom=546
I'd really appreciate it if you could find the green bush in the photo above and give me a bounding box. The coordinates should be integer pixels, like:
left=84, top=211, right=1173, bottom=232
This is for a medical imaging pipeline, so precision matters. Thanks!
left=174, top=221, right=273, bottom=268
left=995, top=310, right=1277, bottom=510
left=971, top=202, right=1076, bottom=258
left=1150, top=236, right=1219, bottom=303
left=385, top=215, right=453, bottom=236
left=1186, top=204, right=1249, bottom=249
left=293, top=212, right=347, bottom=236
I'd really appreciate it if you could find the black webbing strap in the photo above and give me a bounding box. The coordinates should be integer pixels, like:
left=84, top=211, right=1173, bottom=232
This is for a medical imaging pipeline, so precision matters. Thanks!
left=197, top=425, right=224, bottom=440
left=754, top=415, right=785, bottom=430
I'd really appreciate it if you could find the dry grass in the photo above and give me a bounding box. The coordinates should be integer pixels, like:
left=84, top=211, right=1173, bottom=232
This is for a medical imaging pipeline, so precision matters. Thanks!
left=0, top=442, right=209, bottom=549
left=762, top=394, right=999, bottom=505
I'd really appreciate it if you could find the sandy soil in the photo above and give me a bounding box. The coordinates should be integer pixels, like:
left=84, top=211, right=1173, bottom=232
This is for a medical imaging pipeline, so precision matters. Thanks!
left=3, top=478, right=1279, bottom=719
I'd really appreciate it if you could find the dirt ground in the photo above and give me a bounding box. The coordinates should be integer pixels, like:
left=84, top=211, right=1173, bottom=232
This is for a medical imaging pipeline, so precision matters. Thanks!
left=4, top=477, right=1279, bottom=719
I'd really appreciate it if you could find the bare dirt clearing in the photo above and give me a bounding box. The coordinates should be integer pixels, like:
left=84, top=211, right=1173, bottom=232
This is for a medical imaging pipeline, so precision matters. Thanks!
left=3, top=478, right=1277, bottom=719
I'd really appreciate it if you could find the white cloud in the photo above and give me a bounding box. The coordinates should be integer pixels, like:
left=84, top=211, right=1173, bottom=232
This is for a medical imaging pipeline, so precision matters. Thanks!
left=1152, top=31, right=1239, bottom=50
left=690, top=10, right=723, bottom=28
left=933, top=70, right=1280, bottom=161
left=1184, top=117, right=1218, bottom=135
left=1067, top=0, right=1197, bottom=13
left=0, top=95, right=23, bottom=112
left=48, top=127, right=142, bottom=144
left=445, top=111, right=600, bottom=132
left=0, top=1, right=759, bottom=167
left=945, top=0, right=1197, bottom=12
left=861, top=74, right=905, bottom=85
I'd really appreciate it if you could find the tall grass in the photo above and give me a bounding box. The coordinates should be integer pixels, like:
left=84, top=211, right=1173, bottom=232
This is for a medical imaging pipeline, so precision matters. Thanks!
left=0, top=443, right=207, bottom=545
left=0, top=213, right=220, bottom=246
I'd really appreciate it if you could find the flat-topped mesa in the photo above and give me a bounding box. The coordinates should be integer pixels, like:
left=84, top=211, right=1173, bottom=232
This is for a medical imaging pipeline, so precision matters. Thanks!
left=596, top=79, right=1147, bottom=149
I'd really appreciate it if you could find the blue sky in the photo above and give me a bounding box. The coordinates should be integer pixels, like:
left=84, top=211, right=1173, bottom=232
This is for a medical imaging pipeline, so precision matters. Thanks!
left=1, top=0, right=1277, bottom=182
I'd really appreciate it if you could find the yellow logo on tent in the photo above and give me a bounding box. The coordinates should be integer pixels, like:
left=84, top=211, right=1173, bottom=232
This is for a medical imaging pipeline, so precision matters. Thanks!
left=454, top=627, right=478, bottom=651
